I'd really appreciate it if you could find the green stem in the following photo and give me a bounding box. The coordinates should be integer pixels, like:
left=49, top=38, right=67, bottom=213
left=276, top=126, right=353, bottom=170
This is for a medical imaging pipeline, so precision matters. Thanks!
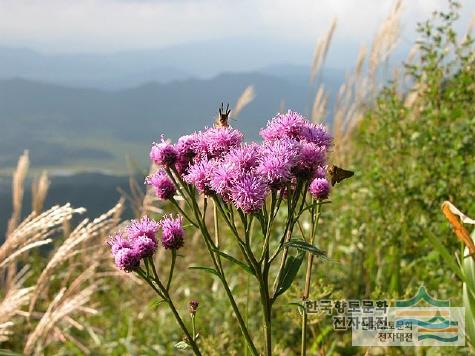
left=221, top=270, right=259, bottom=356
left=166, top=295, right=201, bottom=356
left=166, top=250, right=176, bottom=291
left=212, top=197, right=257, bottom=272
left=191, top=314, right=196, bottom=341
left=170, top=198, right=198, bottom=228
left=165, top=167, right=192, bottom=209
left=136, top=268, right=164, bottom=298
left=245, top=273, right=250, bottom=356
left=151, top=260, right=201, bottom=355
left=257, top=269, right=272, bottom=356
left=192, top=202, right=259, bottom=355
left=137, top=266, right=202, bottom=356
left=169, top=172, right=258, bottom=355
left=301, top=201, right=322, bottom=355
left=303, top=202, right=321, bottom=299
left=213, top=200, right=220, bottom=247
left=259, top=192, right=276, bottom=263
left=301, top=309, right=307, bottom=356
left=271, top=181, right=307, bottom=298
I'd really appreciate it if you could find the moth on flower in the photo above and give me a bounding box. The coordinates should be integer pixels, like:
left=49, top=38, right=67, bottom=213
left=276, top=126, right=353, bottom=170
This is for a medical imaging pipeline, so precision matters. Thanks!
left=215, top=102, right=231, bottom=128
left=327, top=165, right=354, bottom=186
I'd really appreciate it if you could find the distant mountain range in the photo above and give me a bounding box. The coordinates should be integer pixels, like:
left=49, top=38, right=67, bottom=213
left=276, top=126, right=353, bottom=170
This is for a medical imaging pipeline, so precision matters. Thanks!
left=0, top=71, right=344, bottom=172
left=0, top=47, right=191, bottom=89
left=0, top=43, right=315, bottom=88
left=0, top=45, right=347, bottom=173
left=0, top=45, right=346, bottom=89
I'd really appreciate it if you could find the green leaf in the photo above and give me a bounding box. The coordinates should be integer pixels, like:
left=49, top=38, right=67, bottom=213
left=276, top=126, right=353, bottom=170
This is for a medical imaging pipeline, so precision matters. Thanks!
left=150, top=298, right=167, bottom=309
left=212, top=249, right=255, bottom=276
left=426, top=231, right=466, bottom=282
left=174, top=341, right=190, bottom=350
left=189, top=265, right=220, bottom=277
left=287, top=301, right=305, bottom=311
left=284, top=238, right=327, bottom=259
left=275, top=251, right=305, bottom=297
left=464, top=233, right=475, bottom=347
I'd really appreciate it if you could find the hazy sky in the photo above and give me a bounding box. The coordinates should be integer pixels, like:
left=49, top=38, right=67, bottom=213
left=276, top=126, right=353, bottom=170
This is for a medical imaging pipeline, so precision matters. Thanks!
left=0, top=0, right=473, bottom=55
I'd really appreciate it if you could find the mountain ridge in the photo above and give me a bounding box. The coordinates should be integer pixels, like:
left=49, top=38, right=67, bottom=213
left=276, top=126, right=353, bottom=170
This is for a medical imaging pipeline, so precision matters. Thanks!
left=0, top=71, right=338, bottom=172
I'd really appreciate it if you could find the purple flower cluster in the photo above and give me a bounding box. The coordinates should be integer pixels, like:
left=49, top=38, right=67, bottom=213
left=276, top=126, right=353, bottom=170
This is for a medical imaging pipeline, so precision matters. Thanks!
left=257, top=139, right=298, bottom=187
left=195, top=127, right=243, bottom=159
left=108, top=216, right=159, bottom=271
left=159, top=215, right=185, bottom=250
left=145, top=170, right=176, bottom=200
left=109, top=215, right=186, bottom=271
left=309, top=178, right=331, bottom=200
left=183, top=159, right=216, bottom=195
left=146, top=110, right=333, bottom=213
left=260, top=110, right=332, bottom=148
left=150, top=137, right=178, bottom=168
left=229, top=172, right=268, bottom=213
left=260, top=110, right=332, bottom=179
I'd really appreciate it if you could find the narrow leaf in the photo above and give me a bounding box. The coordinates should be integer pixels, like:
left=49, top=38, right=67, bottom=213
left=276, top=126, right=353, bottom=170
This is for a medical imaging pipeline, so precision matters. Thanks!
left=212, top=249, right=255, bottom=275
left=150, top=299, right=167, bottom=309
left=285, top=238, right=327, bottom=259
left=426, top=231, right=466, bottom=282
left=275, top=251, right=305, bottom=297
left=189, top=265, right=220, bottom=277
left=287, top=302, right=305, bottom=310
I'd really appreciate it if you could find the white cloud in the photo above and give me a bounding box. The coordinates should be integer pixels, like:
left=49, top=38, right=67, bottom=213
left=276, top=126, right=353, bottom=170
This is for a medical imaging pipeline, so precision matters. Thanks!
left=0, top=0, right=472, bottom=53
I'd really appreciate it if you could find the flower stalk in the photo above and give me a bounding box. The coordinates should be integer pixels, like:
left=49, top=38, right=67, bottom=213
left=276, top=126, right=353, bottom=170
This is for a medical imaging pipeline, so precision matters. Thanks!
left=301, top=201, right=322, bottom=355
left=109, top=110, right=340, bottom=355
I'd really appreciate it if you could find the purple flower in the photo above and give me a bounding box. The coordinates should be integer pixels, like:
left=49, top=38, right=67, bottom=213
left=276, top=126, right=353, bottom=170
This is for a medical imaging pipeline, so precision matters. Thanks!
left=209, top=160, right=237, bottom=201
left=301, top=123, right=333, bottom=148
left=108, top=233, right=132, bottom=255
left=189, top=300, right=199, bottom=314
left=293, top=142, right=326, bottom=178
left=132, top=235, right=158, bottom=258
left=257, top=139, right=298, bottom=187
left=193, top=127, right=243, bottom=159
left=260, top=111, right=308, bottom=142
left=225, top=144, right=261, bottom=172
left=205, top=127, right=243, bottom=158
left=127, top=216, right=160, bottom=240
left=175, top=133, right=201, bottom=175
left=260, top=111, right=332, bottom=150
left=183, top=159, right=216, bottom=194
left=309, top=178, right=331, bottom=200
left=150, top=137, right=178, bottom=167
left=176, top=133, right=199, bottom=159
left=175, top=155, right=192, bottom=176
left=114, top=247, right=140, bottom=272
left=108, top=234, right=140, bottom=272
left=146, top=170, right=176, bottom=200
left=314, top=165, right=327, bottom=179
left=229, top=171, right=268, bottom=214
left=159, top=215, right=184, bottom=250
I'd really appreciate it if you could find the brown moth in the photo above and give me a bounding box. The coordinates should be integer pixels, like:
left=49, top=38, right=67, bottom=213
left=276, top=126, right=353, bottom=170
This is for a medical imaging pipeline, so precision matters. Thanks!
left=215, top=102, right=231, bottom=128
left=327, top=165, right=354, bottom=186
